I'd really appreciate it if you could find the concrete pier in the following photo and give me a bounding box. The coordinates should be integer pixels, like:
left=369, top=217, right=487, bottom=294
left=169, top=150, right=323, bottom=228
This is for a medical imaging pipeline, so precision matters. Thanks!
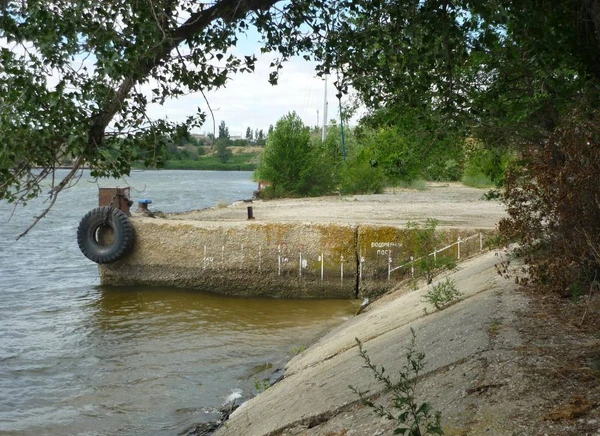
left=99, top=218, right=493, bottom=298
left=99, top=185, right=505, bottom=297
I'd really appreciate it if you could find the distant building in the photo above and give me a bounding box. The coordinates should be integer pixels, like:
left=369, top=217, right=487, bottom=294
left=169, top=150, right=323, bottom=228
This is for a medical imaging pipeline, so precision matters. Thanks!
left=191, top=133, right=209, bottom=141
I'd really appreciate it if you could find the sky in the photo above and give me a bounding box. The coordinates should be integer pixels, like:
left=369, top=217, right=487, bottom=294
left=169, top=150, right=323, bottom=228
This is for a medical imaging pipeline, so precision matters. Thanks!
left=146, top=53, right=344, bottom=138
left=144, top=32, right=356, bottom=138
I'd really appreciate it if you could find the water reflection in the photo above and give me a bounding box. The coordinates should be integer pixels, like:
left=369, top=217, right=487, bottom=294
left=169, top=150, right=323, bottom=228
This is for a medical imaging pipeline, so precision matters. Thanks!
left=67, top=286, right=359, bottom=435
left=92, top=286, right=358, bottom=330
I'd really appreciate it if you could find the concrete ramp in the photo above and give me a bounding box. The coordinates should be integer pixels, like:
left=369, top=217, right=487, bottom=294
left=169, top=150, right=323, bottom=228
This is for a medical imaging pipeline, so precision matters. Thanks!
left=215, top=251, right=526, bottom=436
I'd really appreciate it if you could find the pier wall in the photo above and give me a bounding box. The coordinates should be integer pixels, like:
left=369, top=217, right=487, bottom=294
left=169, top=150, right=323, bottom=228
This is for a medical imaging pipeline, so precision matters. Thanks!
left=99, top=217, right=492, bottom=298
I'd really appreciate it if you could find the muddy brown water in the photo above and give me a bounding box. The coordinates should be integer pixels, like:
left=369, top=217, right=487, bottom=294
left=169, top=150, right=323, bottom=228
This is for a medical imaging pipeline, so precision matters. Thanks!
left=0, top=170, right=357, bottom=435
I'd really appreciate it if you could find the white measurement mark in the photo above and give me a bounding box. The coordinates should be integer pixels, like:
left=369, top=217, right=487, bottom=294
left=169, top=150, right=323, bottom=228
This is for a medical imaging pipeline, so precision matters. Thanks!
left=258, top=246, right=262, bottom=272
left=202, top=246, right=214, bottom=270
left=359, top=252, right=364, bottom=283
left=278, top=245, right=281, bottom=276
left=320, top=252, right=324, bottom=281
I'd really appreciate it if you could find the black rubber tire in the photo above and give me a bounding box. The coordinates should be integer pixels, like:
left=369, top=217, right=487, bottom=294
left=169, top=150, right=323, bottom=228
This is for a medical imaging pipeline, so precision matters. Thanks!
left=77, top=206, right=135, bottom=264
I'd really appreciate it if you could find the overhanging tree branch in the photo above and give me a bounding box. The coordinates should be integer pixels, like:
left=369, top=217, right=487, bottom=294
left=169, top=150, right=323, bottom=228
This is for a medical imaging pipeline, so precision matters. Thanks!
left=88, top=0, right=280, bottom=148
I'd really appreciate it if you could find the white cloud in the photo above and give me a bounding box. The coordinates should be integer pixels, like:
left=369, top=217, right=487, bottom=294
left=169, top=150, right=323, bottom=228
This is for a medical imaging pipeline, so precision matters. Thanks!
left=145, top=51, right=353, bottom=137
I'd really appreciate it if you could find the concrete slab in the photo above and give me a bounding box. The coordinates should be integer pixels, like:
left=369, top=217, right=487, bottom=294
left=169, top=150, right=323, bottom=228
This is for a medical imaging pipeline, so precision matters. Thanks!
left=100, top=184, right=506, bottom=296
left=286, top=251, right=509, bottom=375
left=215, top=251, right=525, bottom=436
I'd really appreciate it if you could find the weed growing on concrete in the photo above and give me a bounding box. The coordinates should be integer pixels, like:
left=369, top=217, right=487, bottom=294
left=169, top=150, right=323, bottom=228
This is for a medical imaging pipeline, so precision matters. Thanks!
left=291, top=345, right=307, bottom=355
left=254, top=378, right=270, bottom=393
left=485, top=233, right=508, bottom=250
left=350, top=329, right=443, bottom=435
left=487, top=318, right=503, bottom=338
left=422, top=278, right=462, bottom=310
left=409, top=278, right=421, bottom=292
left=482, top=188, right=502, bottom=201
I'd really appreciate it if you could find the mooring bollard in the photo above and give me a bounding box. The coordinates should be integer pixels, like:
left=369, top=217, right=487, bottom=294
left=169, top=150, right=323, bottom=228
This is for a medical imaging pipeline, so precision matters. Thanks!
left=136, top=198, right=154, bottom=217
left=247, top=206, right=254, bottom=220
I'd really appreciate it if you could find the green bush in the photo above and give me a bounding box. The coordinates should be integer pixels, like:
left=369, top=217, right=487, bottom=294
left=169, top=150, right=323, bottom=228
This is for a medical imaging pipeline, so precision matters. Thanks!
left=406, top=219, right=455, bottom=284
left=164, top=151, right=259, bottom=170
left=424, top=158, right=463, bottom=182
left=216, top=139, right=232, bottom=163
left=363, top=126, right=421, bottom=184
left=356, top=109, right=466, bottom=184
left=350, top=329, right=444, bottom=435
left=422, top=278, right=462, bottom=310
left=338, top=151, right=385, bottom=195
left=396, top=179, right=429, bottom=191
left=461, top=172, right=495, bottom=188
left=254, top=112, right=335, bottom=197
left=462, top=142, right=516, bottom=187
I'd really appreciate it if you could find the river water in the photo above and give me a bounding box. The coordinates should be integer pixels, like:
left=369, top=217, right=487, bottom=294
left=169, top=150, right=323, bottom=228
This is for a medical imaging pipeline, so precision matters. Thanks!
left=0, top=170, right=357, bottom=435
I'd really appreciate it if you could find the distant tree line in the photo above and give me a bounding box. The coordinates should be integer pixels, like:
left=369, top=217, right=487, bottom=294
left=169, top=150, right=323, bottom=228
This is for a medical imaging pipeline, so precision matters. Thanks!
left=255, top=109, right=513, bottom=199
left=164, top=120, right=272, bottom=164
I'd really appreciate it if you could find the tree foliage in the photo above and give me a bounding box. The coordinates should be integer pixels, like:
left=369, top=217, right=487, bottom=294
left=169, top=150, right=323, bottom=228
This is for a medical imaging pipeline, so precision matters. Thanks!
left=0, top=0, right=336, bottom=236
left=255, top=112, right=334, bottom=197
left=314, top=0, right=600, bottom=295
left=215, top=140, right=232, bottom=163
left=3, top=0, right=600, bottom=295
left=319, top=0, right=600, bottom=147
left=499, top=109, right=600, bottom=295
left=218, top=121, right=230, bottom=140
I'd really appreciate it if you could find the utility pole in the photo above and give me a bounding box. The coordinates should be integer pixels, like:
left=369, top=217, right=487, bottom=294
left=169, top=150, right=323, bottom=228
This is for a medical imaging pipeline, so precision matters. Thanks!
left=321, top=75, right=328, bottom=142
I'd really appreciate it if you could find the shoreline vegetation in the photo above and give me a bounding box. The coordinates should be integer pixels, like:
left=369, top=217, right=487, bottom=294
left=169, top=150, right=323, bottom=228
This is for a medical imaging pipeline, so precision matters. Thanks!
left=163, top=145, right=262, bottom=171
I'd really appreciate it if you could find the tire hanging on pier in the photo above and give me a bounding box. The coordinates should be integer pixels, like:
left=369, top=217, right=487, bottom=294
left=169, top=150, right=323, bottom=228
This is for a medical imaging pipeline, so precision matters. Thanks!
left=77, top=206, right=135, bottom=264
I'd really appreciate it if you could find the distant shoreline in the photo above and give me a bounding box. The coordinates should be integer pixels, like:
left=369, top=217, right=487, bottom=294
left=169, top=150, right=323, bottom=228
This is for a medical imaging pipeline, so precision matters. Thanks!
left=48, top=165, right=256, bottom=171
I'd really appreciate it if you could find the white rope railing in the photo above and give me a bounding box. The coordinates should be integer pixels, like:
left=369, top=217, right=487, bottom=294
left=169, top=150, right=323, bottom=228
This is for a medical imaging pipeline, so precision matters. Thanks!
left=386, top=233, right=484, bottom=280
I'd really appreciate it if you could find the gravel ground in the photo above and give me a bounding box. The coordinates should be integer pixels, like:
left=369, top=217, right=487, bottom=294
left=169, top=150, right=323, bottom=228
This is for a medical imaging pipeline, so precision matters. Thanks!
left=170, top=183, right=506, bottom=230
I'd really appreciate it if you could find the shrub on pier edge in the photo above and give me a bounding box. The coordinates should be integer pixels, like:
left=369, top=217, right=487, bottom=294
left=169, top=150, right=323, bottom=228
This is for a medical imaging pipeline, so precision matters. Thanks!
left=255, top=112, right=335, bottom=198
